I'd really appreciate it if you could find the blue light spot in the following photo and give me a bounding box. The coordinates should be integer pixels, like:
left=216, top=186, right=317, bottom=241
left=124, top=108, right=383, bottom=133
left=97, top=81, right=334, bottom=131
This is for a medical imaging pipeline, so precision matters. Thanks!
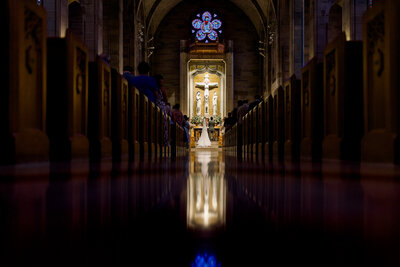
left=191, top=252, right=221, bottom=267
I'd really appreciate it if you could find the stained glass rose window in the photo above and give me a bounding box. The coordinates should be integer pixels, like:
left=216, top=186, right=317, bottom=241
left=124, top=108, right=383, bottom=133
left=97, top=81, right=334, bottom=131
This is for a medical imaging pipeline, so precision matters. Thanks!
left=192, top=11, right=222, bottom=43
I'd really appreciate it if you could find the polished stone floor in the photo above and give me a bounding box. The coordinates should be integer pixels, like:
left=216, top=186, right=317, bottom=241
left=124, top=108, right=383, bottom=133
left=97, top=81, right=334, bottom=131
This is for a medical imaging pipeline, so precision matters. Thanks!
left=1, top=151, right=400, bottom=266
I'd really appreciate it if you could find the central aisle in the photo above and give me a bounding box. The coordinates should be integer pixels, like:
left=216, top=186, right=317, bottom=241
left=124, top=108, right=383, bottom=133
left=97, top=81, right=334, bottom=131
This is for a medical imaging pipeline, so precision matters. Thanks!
left=1, top=151, right=400, bottom=266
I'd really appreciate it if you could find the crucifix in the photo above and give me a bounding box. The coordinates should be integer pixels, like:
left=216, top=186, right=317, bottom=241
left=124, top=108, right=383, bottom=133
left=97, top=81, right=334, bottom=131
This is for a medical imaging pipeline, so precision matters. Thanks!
left=195, top=73, right=218, bottom=115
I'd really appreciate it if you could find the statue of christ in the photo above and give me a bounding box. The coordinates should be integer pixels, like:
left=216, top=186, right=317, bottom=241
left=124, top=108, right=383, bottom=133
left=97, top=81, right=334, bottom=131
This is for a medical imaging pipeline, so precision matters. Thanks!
left=195, top=73, right=218, bottom=115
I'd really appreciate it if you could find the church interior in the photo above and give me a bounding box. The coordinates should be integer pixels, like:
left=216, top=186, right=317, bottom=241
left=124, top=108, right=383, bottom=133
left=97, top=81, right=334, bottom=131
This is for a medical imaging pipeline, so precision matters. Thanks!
left=1, top=0, right=400, bottom=266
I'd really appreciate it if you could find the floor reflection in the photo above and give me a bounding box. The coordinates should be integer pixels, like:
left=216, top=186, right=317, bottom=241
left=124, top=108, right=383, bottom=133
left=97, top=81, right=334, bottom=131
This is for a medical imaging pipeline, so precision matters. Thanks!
left=187, top=151, right=226, bottom=230
left=191, top=252, right=221, bottom=267
left=1, top=153, right=400, bottom=266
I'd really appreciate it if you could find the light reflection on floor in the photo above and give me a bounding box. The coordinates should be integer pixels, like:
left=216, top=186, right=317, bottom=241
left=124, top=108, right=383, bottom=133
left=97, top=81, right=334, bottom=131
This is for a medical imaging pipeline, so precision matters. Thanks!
left=187, top=151, right=226, bottom=230
left=1, top=151, right=400, bottom=266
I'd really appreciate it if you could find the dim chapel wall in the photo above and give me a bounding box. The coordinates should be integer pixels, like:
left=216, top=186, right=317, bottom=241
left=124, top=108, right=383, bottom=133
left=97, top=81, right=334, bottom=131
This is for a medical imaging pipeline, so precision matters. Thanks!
left=42, top=0, right=141, bottom=68
left=151, top=0, right=262, bottom=108
left=42, top=0, right=68, bottom=38
left=269, top=0, right=366, bottom=96
left=103, top=0, right=124, bottom=73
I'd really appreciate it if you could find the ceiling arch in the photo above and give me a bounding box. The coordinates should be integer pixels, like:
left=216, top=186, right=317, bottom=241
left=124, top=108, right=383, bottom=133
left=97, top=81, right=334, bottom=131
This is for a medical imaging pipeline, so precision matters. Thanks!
left=145, top=0, right=275, bottom=39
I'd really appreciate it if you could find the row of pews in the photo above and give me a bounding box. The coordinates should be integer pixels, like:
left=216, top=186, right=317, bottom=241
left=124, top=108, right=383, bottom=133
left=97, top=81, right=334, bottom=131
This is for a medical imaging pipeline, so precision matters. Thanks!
left=225, top=0, right=400, bottom=164
left=1, top=1, right=187, bottom=165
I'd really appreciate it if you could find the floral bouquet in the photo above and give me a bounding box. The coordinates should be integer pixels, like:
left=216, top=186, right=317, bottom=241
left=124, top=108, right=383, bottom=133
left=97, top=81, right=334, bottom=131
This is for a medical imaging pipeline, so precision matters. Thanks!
left=213, top=115, right=222, bottom=125
left=190, top=115, right=202, bottom=125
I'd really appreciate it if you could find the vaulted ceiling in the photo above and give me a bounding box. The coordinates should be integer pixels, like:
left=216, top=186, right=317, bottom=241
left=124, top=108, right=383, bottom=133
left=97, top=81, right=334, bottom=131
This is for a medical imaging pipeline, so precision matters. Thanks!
left=142, top=0, right=276, bottom=38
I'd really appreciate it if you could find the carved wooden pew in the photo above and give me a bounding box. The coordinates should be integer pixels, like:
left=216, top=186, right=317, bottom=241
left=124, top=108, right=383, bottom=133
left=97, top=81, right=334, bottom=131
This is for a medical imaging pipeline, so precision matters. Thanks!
left=245, top=114, right=250, bottom=159
left=252, top=107, right=258, bottom=160
left=225, top=126, right=231, bottom=154
left=361, top=0, right=400, bottom=163
left=239, top=116, right=244, bottom=158
left=230, top=124, right=237, bottom=156
left=139, top=94, right=149, bottom=162
left=128, top=87, right=140, bottom=162
left=179, top=124, right=185, bottom=155
left=241, top=115, right=246, bottom=159
left=171, top=122, right=177, bottom=159
left=264, top=95, right=274, bottom=162
left=111, top=69, right=129, bottom=162
left=156, top=107, right=162, bottom=161
left=244, top=111, right=249, bottom=159
left=284, top=75, right=301, bottom=162
left=149, top=102, right=156, bottom=162
left=47, top=30, right=88, bottom=161
left=300, top=57, right=323, bottom=160
left=182, top=124, right=186, bottom=153
left=247, top=112, right=253, bottom=160
left=273, top=86, right=285, bottom=162
left=225, top=128, right=231, bottom=154
left=234, top=124, right=238, bottom=157
left=1, top=1, right=49, bottom=164
left=173, top=123, right=185, bottom=158
left=229, top=124, right=233, bottom=155
left=88, top=56, right=112, bottom=161
left=229, top=126, right=234, bottom=155
left=323, top=33, right=363, bottom=161
left=227, top=126, right=233, bottom=154
left=237, top=122, right=243, bottom=160
left=161, top=114, right=167, bottom=159
left=246, top=111, right=253, bottom=160
left=167, top=116, right=172, bottom=158
left=257, top=102, right=265, bottom=161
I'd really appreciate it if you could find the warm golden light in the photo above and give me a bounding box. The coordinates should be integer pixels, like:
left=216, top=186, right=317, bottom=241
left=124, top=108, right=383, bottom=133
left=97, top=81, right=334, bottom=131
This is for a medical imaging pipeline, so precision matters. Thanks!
left=187, top=151, right=226, bottom=229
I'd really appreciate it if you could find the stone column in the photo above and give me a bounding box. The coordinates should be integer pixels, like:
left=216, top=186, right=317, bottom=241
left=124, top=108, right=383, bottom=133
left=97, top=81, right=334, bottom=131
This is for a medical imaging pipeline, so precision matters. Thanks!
left=43, top=0, right=68, bottom=37
left=225, top=40, right=234, bottom=114
left=134, top=4, right=145, bottom=74
left=312, top=0, right=336, bottom=62
left=290, top=0, right=303, bottom=78
left=123, top=0, right=135, bottom=68
left=82, top=0, right=103, bottom=61
left=303, top=0, right=314, bottom=63
left=103, top=0, right=123, bottom=73
left=278, top=0, right=290, bottom=83
left=180, top=40, right=189, bottom=115
left=342, top=0, right=367, bottom=41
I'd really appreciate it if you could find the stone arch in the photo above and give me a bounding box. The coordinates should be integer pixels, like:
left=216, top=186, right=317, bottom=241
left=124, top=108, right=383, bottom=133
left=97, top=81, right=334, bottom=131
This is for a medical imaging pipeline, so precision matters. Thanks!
left=68, top=1, right=84, bottom=41
left=146, top=0, right=268, bottom=39
left=328, top=3, right=343, bottom=42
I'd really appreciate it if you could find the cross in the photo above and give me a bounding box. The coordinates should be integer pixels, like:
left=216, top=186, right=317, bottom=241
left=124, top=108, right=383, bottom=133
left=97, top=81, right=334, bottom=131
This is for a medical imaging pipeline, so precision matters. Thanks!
left=195, top=73, right=218, bottom=115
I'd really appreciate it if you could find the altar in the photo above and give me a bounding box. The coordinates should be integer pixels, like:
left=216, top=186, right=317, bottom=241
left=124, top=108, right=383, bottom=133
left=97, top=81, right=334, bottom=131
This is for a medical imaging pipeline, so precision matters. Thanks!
left=179, top=40, right=234, bottom=120
left=190, top=126, right=223, bottom=148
